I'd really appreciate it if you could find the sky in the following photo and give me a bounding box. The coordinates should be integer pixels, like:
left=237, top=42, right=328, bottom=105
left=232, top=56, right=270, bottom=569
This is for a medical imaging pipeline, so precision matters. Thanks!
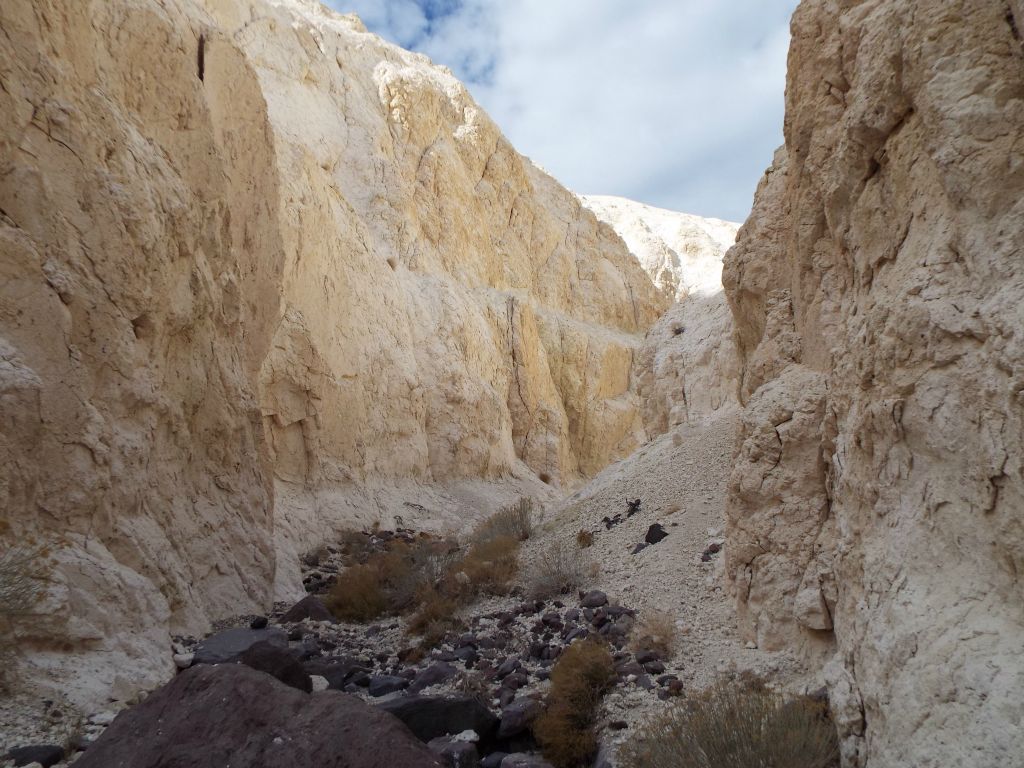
left=327, top=1, right=798, bottom=223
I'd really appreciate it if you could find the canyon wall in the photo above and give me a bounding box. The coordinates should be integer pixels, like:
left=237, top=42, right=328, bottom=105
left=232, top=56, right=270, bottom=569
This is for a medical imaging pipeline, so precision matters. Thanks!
left=723, top=1, right=1024, bottom=766
left=582, top=196, right=740, bottom=431
left=0, top=0, right=666, bottom=704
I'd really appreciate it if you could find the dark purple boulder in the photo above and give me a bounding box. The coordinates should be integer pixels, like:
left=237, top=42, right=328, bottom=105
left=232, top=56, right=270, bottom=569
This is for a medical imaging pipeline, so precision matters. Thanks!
left=74, top=664, right=441, bottom=768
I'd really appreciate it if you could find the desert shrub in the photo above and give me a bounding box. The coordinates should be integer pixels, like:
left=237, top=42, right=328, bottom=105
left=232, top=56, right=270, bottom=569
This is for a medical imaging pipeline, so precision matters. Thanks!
left=473, top=498, right=534, bottom=543
left=452, top=535, right=520, bottom=597
left=406, top=591, right=463, bottom=647
left=337, top=529, right=375, bottom=563
left=620, top=679, right=839, bottom=768
left=527, top=539, right=586, bottom=599
left=576, top=530, right=594, bottom=549
left=324, top=562, right=390, bottom=621
left=534, top=639, right=616, bottom=768
left=326, top=538, right=452, bottom=621
left=630, top=610, right=677, bottom=659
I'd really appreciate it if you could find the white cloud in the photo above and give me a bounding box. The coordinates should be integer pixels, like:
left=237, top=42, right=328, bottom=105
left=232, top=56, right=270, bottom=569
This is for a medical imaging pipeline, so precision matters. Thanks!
left=329, top=0, right=797, bottom=222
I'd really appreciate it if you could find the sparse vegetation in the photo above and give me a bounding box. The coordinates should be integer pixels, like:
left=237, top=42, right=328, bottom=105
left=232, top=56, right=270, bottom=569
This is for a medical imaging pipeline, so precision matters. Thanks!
left=472, top=498, right=534, bottom=543
left=325, top=538, right=454, bottom=621
left=327, top=504, right=533, bottom=639
left=0, top=539, right=50, bottom=691
left=527, top=539, right=586, bottom=599
left=620, top=678, right=839, bottom=768
left=534, top=638, right=616, bottom=768
left=630, top=610, right=677, bottom=660
left=451, top=535, right=520, bottom=598
left=576, top=529, right=594, bottom=549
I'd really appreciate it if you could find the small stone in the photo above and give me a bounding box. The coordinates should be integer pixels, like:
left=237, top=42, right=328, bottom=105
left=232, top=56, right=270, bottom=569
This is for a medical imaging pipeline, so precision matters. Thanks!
left=249, top=616, right=269, bottom=629
left=310, top=675, right=330, bottom=692
left=172, top=652, right=194, bottom=670
left=580, top=590, right=608, bottom=608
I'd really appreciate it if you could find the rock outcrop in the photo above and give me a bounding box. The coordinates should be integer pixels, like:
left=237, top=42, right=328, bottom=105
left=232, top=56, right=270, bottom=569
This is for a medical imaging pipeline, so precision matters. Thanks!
left=582, top=196, right=740, bottom=431
left=723, top=2, right=1024, bottom=766
left=0, top=0, right=667, bottom=704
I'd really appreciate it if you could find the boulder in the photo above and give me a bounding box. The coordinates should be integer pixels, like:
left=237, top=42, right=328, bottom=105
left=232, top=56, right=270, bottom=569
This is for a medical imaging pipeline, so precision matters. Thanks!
left=238, top=641, right=310, bottom=692
left=280, top=595, right=334, bottom=624
left=410, top=663, right=459, bottom=694
left=644, top=524, right=668, bottom=545
left=579, top=590, right=608, bottom=608
left=5, top=745, right=64, bottom=768
left=497, top=699, right=542, bottom=739
left=302, top=656, right=368, bottom=690
left=193, top=627, right=288, bottom=666
left=74, top=664, right=441, bottom=767
left=377, top=695, right=499, bottom=744
left=369, top=675, right=410, bottom=697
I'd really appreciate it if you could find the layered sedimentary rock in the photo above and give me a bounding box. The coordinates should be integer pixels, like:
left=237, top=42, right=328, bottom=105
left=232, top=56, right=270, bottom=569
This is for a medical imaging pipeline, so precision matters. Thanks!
left=0, top=0, right=666, bottom=703
left=723, top=2, right=1024, bottom=766
left=583, top=196, right=740, bottom=431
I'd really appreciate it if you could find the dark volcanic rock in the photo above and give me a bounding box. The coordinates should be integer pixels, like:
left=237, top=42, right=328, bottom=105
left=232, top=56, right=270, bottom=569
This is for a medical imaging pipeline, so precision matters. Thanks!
left=377, top=695, right=499, bottom=744
left=497, top=699, right=542, bottom=739
left=281, top=595, right=335, bottom=623
left=239, top=641, right=310, bottom=692
left=410, top=663, right=459, bottom=694
left=644, top=524, right=668, bottom=545
left=369, top=675, right=410, bottom=697
left=6, top=745, right=64, bottom=768
left=193, top=627, right=288, bottom=665
left=74, top=664, right=441, bottom=768
left=580, top=590, right=608, bottom=608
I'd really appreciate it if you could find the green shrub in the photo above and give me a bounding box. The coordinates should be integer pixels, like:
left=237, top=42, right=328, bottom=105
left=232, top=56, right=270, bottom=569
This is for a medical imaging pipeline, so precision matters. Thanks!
left=620, top=679, right=839, bottom=768
left=534, top=639, right=616, bottom=768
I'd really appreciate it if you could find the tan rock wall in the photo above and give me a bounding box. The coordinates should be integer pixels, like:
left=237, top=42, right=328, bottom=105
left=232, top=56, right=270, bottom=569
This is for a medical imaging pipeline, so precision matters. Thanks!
left=0, top=0, right=666, bottom=704
left=723, top=2, right=1024, bottom=765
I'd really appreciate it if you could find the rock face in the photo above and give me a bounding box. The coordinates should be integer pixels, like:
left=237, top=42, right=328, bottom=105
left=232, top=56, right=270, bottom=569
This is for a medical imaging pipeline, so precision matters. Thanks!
left=582, top=196, right=740, bottom=431
left=723, top=2, right=1024, bottom=766
left=0, top=0, right=666, bottom=704
left=74, top=664, right=442, bottom=768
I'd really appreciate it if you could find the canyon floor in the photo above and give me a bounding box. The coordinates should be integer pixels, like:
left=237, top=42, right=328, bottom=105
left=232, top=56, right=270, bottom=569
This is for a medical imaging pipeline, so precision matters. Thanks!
left=1, top=411, right=815, bottom=767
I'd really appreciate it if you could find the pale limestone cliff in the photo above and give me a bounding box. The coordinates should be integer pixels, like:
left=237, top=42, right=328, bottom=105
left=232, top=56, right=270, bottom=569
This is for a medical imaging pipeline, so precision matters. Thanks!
left=582, top=195, right=741, bottom=432
left=723, top=2, right=1024, bottom=766
left=0, top=0, right=667, bottom=704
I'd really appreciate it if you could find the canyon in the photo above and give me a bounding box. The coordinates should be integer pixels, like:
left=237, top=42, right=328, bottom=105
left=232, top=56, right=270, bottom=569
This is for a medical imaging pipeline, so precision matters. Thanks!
left=1, top=0, right=1022, bottom=767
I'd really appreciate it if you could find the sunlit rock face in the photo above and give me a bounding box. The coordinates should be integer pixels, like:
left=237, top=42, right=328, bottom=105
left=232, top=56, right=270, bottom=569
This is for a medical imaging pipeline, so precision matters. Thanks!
left=723, top=1, right=1024, bottom=766
left=582, top=195, right=741, bottom=432
left=0, top=0, right=668, bottom=704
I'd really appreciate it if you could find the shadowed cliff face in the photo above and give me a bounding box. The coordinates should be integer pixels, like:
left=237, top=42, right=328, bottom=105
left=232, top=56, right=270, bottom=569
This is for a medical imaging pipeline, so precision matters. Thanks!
left=0, top=0, right=668, bottom=704
left=723, top=1, right=1024, bottom=766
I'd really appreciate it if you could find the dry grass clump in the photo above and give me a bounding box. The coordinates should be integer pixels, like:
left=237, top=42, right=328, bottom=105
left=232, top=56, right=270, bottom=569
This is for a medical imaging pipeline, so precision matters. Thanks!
left=630, top=610, right=677, bottom=659
left=620, top=679, right=839, bottom=768
left=534, top=639, right=616, bottom=768
left=472, top=498, right=534, bottom=543
left=576, top=530, right=594, bottom=549
left=527, top=539, right=586, bottom=599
